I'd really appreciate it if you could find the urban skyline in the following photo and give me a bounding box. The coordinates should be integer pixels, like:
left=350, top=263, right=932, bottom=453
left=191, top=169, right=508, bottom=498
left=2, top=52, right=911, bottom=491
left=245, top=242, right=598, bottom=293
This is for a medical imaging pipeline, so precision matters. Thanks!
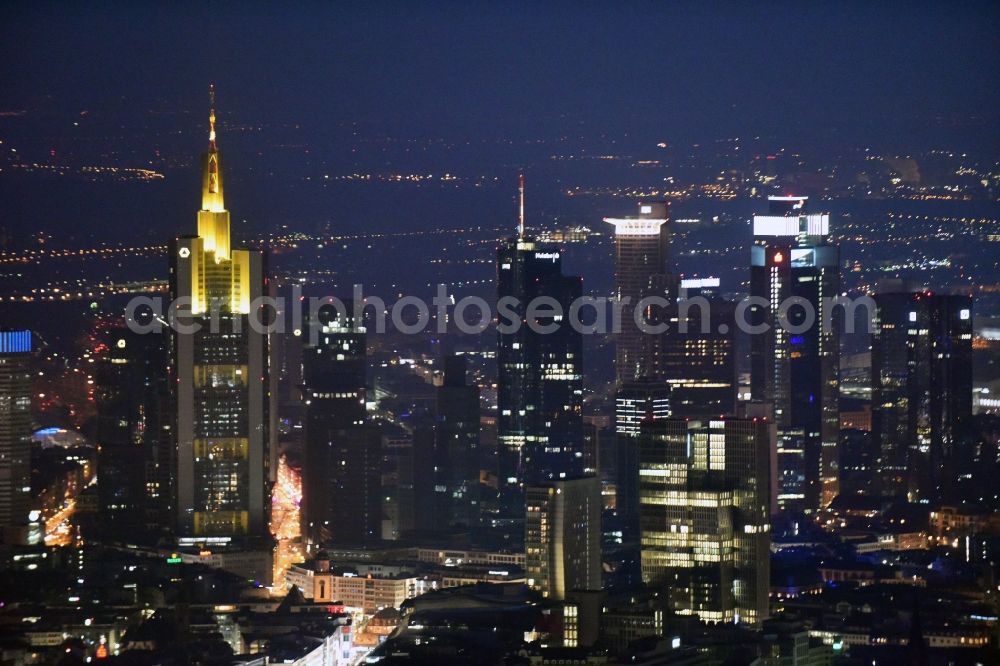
left=1, top=4, right=998, bottom=666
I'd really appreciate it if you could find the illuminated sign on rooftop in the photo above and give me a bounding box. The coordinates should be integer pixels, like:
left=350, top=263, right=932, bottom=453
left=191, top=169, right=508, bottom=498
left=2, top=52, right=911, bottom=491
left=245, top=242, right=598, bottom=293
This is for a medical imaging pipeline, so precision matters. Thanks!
left=0, top=330, right=31, bottom=354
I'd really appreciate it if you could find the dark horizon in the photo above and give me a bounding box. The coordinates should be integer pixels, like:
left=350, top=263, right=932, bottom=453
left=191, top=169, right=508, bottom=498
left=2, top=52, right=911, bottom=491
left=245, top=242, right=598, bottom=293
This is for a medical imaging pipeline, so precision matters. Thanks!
left=2, top=2, right=998, bottom=150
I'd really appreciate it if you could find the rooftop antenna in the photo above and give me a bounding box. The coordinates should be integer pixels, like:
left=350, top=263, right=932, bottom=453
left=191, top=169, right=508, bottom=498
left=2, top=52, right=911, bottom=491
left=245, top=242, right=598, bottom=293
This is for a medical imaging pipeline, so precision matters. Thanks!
left=518, top=172, right=525, bottom=238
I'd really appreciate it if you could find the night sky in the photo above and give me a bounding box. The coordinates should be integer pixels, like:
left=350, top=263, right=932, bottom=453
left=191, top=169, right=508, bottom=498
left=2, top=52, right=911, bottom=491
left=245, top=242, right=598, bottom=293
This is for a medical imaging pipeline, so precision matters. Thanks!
left=2, top=2, right=998, bottom=147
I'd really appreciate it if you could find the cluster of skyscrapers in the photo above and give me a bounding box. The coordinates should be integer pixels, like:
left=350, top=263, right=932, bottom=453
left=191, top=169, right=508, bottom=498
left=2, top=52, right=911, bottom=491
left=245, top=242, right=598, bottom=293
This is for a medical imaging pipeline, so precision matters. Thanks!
left=0, top=91, right=977, bottom=635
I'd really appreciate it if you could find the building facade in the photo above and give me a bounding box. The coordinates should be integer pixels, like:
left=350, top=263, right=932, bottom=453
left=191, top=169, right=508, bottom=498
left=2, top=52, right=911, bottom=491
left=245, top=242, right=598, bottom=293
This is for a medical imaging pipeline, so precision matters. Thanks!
left=654, top=280, right=738, bottom=418
left=525, top=476, right=602, bottom=600
left=639, top=418, right=771, bottom=627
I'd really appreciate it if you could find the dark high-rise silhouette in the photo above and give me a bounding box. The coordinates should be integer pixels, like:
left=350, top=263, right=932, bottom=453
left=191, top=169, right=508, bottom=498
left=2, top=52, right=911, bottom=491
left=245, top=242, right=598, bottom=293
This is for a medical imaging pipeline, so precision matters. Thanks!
left=435, top=355, right=482, bottom=527
left=301, top=302, right=372, bottom=545
left=497, top=178, right=583, bottom=495
left=872, top=284, right=973, bottom=501
left=94, top=329, right=172, bottom=538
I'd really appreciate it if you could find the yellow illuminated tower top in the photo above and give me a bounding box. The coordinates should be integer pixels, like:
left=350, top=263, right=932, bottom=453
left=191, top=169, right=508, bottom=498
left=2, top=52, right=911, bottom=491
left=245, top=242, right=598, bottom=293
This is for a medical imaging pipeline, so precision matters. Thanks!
left=197, top=84, right=230, bottom=259
left=188, top=85, right=251, bottom=315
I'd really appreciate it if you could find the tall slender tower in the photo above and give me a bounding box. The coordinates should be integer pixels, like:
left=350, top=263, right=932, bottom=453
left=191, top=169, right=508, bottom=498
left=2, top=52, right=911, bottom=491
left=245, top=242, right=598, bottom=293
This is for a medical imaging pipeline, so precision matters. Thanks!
left=604, top=202, right=672, bottom=384
left=171, top=87, right=274, bottom=539
left=750, top=196, right=840, bottom=513
left=497, top=178, right=583, bottom=497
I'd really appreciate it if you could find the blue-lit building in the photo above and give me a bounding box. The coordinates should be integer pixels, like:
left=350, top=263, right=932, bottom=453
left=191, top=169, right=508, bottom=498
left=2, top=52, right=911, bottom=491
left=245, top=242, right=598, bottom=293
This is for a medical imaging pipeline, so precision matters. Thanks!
left=0, top=330, right=33, bottom=543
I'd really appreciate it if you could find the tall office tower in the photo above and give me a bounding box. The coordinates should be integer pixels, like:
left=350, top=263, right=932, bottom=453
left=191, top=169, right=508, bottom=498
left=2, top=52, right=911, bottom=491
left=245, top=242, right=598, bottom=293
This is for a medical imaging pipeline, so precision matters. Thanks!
left=94, top=329, right=172, bottom=538
left=604, top=202, right=672, bottom=384
left=435, top=355, right=482, bottom=527
left=0, top=331, right=33, bottom=543
left=497, top=177, right=584, bottom=493
left=170, top=88, right=275, bottom=539
left=638, top=418, right=771, bottom=627
left=614, top=379, right=671, bottom=542
left=750, top=196, right=840, bottom=513
left=525, top=476, right=602, bottom=600
left=301, top=302, right=369, bottom=545
left=655, top=278, right=738, bottom=418
left=871, top=286, right=973, bottom=501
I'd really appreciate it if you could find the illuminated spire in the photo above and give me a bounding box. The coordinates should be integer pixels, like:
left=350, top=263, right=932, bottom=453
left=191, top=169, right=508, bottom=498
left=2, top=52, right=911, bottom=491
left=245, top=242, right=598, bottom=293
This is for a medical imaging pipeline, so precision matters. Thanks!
left=201, top=84, right=225, bottom=213
left=518, top=173, right=525, bottom=238
left=208, top=84, right=217, bottom=150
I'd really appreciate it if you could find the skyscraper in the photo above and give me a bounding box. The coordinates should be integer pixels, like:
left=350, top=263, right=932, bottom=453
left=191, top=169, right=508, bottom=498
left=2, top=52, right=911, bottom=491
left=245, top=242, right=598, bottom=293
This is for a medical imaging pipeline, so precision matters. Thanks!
left=321, top=425, right=383, bottom=545
left=301, top=302, right=368, bottom=545
left=655, top=278, right=738, bottom=418
left=614, top=379, right=671, bottom=542
left=871, top=285, right=973, bottom=501
left=638, top=418, right=771, bottom=627
left=94, top=329, right=172, bottom=538
left=435, top=355, right=482, bottom=527
left=604, top=202, right=672, bottom=384
left=170, top=88, right=275, bottom=539
left=750, top=196, right=840, bottom=512
left=0, top=330, right=33, bottom=543
left=525, top=476, right=602, bottom=600
left=497, top=177, right=583, bottom=494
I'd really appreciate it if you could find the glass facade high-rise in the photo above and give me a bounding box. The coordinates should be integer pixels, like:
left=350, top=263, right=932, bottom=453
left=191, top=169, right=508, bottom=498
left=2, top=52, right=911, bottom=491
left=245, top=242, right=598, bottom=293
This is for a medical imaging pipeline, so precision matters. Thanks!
left=614, top=379, right=671, bottom=542
left=750, top=196, right=840, bottom=513
left=94, top=329, right=172, bottom=538
left=0, top=330, right=33, bottom=543
left=604, top=202, right=672, bottom=384
left=170, top=88, right=276, bottom=539
left=638, top=418, right=771, bottom=627
left=871, top=285, right=973, bottom=501
left=496, top=233, right=583, bottom=493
